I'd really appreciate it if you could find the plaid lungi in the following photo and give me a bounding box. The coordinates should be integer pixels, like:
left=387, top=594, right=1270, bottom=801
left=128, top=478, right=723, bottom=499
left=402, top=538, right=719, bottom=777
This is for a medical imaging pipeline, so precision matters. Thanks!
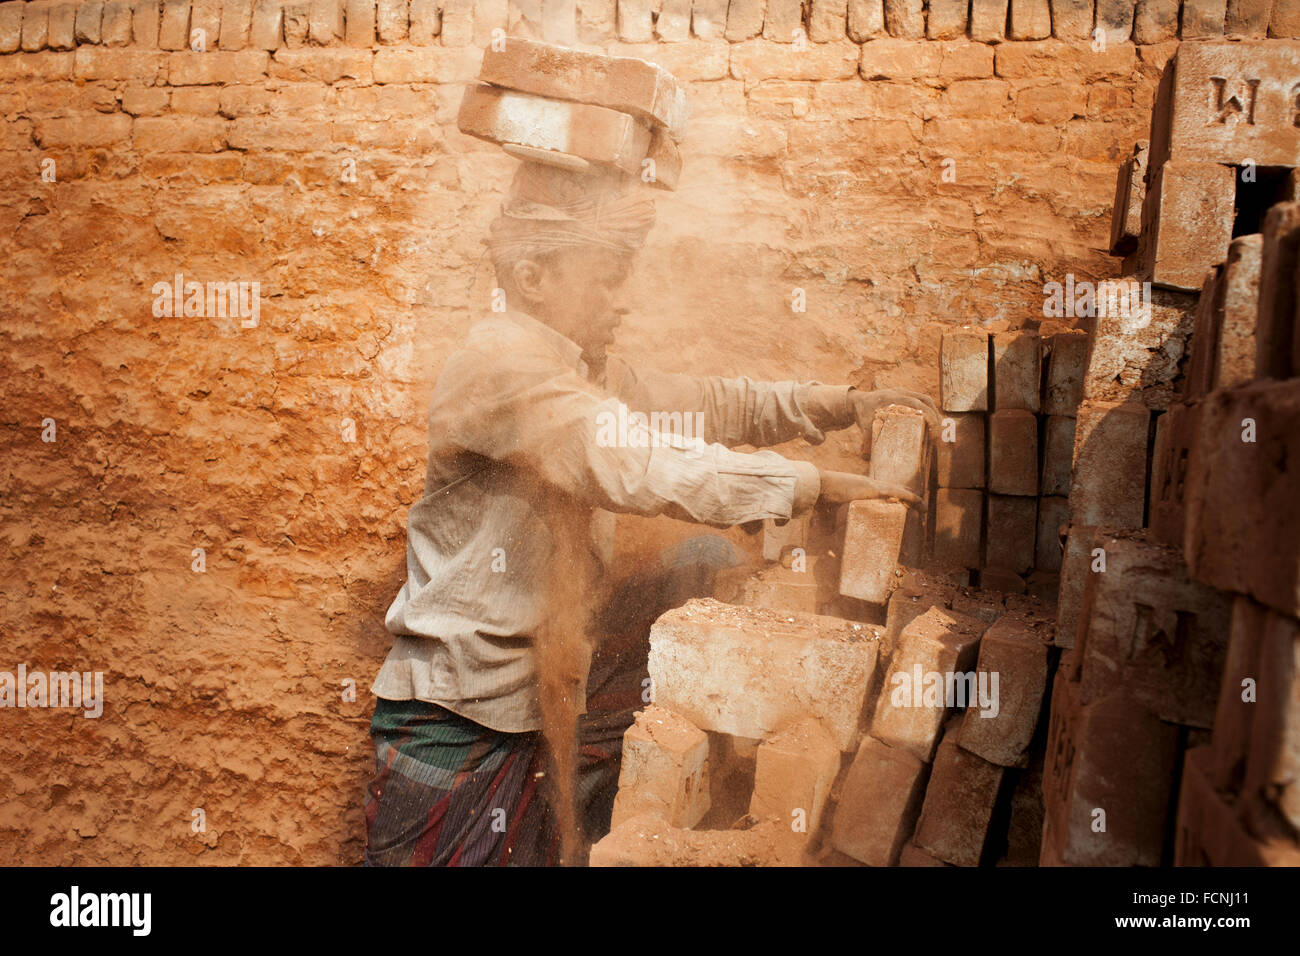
left=363, top=534, right=740, bottom=867
left=363, top=698, right=561, bottom=866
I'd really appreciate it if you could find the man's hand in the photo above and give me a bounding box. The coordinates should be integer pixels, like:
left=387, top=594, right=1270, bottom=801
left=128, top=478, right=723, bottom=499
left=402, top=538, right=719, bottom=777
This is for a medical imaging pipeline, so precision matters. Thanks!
left=850, top=388, right=942, bottom=438
left=817, top=469, right=922, bottom=509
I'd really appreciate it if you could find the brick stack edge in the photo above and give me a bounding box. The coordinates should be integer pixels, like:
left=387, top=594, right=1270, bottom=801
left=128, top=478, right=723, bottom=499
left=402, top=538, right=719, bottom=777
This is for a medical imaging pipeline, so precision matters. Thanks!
left=1038, top=36, right=1300, bottom=868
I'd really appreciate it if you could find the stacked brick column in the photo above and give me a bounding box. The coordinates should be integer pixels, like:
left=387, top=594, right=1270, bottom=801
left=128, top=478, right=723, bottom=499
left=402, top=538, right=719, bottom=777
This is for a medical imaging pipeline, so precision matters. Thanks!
left=1041, top=38, right=1300, bottom=867
left=934, top=326, right=1087, bottom=598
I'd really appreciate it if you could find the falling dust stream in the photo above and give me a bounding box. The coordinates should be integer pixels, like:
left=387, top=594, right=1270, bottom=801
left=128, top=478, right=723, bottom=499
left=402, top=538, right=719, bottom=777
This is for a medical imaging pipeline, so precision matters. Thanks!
left=535, top=515, right=596, bottom=866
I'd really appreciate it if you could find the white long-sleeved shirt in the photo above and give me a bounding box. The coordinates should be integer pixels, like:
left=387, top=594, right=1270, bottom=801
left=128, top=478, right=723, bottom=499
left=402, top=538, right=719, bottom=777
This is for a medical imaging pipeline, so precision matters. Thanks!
left=370, top=310, right=850, bottom=732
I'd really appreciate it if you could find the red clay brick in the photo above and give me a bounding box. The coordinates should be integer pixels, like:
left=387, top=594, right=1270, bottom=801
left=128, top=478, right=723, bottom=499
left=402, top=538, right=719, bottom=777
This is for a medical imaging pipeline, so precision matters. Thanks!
left=74, top=47, right=168, bottom=81
left=732, top=39, right=860, bottom=81
left=970, top=0, right=1008, bottom=40
left=74, top=1, right=104, bottom=43
left=692, top=0, right=729, bottom=39
left=1210, top=596, right=1267, bottom=792
left=1047, top=0, right=1090, bottom=38
left=1043, top=330, right=1087, bottom=417
left=940, top=328, right=989, bottom=412
left=831, top=735, right=928, bottom=865
left=1256, top=202, right=1300, bottom=380
left=1081, top=287, right=1196, bottom=410
left=1095, top=0, right=1134, bottom=41
left=1139, top=160, right=1236, bottom=293
left=1069, top=399, right=1149, bottom=529
left=1180, top=0, right=1227, bottom=37
left=869, top=403, right=929, bottom=494
left=935, top=412, right=984, bottom=489
left=762, top=0, right=801, bottom=41
left=1045, top=687, right=1181, bottom=866
left=374, top=0, right=405, bottom=41
left=479, top=37, right=686, bottom=137
left=1213, top=234, right=1263, bottom=389
left=1035, top=495, right=1068, bottom=572
left=168, top=50, right=269, bottom=84
left=1109, top=140, right=1147, bottom=256
left=1226, top=0, right=1272, bottom=36
left=1274, top=1, right=1300, bottom=35
left=932, top=488, right=982, bottom=570
left=610, top=705, right=710, bottom=829
left=913, top=728, right=1005, bottom=865
left=883, top=0, right=922, bottom=37
left=750, top=717, right=841, bottom=838
left=1009, top=0, right=1051, bottom=39
left=1077, top=529, right=1231, bottom=728
left=1054, top=523, right=1099, bottom=649
left=1040, top=414, right=1074, bottom=497
left=1150, top=42, right=1300, bottom=168
left=1184, top=379, right=1300, bottom=618
left=158, top=0, right=191, bottom=48
left=992, top=331, right=1041, bottom=412
left=870, top=606, right=985, bottom=761
left=35, top=113, right=132, bottom=148
left=133, top=115, right=229, bottom=152
left=927, top=0, right=967, bottom=38
left=838, top=498, right=907, bottom=604
left=1242, top=610, right=1300, bottom=830
left=20, top=1, right=49, bottom=51
left=724, top=0, right=765, bottom=40
left=1135, top=0, right=1179, bottom=41
left=986, top=494, right=1036, bottom=575
left=616, top=0, right=651, bottom=41
left=958, top=612, right=1051, bottom=766
left=101, top=0, right=133, bottom=43
left=881, top=570, right=959, bottom=658
left=457, top=83, right=652, bottom=176
left=647, top=599, right=881, bottom=751
left=1147, top=400, right=1199, bottom=548
left=988, top=409, right=1037, bottom=496
left=845, top=0, right=883, bottom=39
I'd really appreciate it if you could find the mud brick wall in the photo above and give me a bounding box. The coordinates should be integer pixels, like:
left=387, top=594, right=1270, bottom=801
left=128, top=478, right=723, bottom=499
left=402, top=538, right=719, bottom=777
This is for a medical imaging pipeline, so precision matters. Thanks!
left=0, top=0, right=1287, bottom=864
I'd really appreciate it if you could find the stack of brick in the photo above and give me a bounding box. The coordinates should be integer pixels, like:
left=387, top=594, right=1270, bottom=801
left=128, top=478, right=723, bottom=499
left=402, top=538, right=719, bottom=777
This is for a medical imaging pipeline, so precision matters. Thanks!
left=1042, top=41, right=1300, bottom=866
left=590, top=598, right=879, bottom=865
left=457, top=35, right=686, bottom=187
left=1042, top=529, right=1230, bottom=865
left=1059, top=38, right=1300, bottom=655
left=595, top=580, right=1060, bottom=865
left=1131, top=42, right=1300, bottom=294
left=1168, top=207, right=1300, bottom=864
left=934, top=325, right=1086, bottom=598
left=838, top=402, right=931, bottom=606
left=831, top=604, right=1056, bottom=866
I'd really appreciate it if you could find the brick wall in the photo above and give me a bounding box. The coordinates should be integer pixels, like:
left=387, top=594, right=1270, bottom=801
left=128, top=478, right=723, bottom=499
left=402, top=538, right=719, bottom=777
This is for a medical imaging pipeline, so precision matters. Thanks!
left=0, top=0, right=1264, bottom=863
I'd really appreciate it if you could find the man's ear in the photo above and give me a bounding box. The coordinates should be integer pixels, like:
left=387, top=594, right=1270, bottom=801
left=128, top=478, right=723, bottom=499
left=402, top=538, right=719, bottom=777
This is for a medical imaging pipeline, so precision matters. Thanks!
left=510, top=259, right=546, bottom=306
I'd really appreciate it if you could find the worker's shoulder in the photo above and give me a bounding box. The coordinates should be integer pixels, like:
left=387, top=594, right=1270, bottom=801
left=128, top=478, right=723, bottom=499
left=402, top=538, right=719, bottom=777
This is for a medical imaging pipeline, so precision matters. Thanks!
left=457, top=315, right=573, bottom=368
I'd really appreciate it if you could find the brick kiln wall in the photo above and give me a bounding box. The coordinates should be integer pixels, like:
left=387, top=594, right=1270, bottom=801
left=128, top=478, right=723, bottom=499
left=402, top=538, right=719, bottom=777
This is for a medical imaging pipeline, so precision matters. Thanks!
left=0, top=1, right=1240, bottom=863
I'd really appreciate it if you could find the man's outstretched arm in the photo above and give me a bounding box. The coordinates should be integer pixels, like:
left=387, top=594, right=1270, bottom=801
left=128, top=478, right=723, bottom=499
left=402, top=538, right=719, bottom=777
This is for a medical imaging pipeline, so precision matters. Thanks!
left=433, top=343, right=917, bottom=528
left=603, top=358, right=939, bottom=450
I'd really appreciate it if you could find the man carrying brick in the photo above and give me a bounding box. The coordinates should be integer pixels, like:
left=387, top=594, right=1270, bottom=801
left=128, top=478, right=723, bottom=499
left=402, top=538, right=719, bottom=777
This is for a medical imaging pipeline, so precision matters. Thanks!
left=363, top=160, right=938, bottom=866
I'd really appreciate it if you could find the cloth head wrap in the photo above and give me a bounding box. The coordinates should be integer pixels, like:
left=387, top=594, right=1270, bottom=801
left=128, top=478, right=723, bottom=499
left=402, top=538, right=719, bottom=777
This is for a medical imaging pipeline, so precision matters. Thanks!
left=487, top=162, right=656, bottom=263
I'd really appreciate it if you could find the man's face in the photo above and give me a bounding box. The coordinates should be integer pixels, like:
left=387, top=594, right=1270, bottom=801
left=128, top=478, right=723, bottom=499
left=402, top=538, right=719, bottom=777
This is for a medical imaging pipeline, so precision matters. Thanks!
left=521, top=246, right=634, bottom=371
